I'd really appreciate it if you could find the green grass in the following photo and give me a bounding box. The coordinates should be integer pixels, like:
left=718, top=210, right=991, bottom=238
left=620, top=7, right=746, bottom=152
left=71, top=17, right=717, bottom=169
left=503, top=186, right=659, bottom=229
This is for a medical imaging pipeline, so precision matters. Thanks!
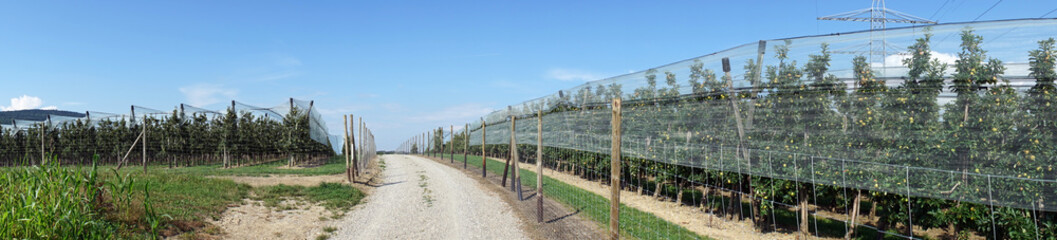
left=162, top=155, right=348, bottom=177
left=2, top=155, right=360, bottom=239
left=253, top=182, right=365, bottom=213
left=448, top=154, right=708, bottom=240
left=101, top=168, right=251, bottom=238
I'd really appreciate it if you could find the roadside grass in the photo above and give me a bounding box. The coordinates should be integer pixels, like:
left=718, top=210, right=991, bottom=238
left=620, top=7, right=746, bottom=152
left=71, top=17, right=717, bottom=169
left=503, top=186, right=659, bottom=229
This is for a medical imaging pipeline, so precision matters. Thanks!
left=446, top=154, right=707, bottom=240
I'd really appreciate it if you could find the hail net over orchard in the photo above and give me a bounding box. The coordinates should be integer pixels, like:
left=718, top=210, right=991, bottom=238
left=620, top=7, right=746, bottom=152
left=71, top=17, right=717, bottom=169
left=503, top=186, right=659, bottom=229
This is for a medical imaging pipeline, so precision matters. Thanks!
left=467, top=19, right=1057, bottom=211
left=0, top=98, right=339, bottom=155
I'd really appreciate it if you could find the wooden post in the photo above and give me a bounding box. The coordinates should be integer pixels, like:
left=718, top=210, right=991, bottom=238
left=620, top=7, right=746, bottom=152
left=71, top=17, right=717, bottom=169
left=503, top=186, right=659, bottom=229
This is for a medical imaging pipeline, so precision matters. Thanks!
left=354, top=117, right=361, bottom=179
left=440, top=127, right=445, bottom=160
left=481, top=120, right=487, bottom=177
left=537, top=109, right=544, bottom=223
left=131, top=105, right=135, bottom=168
left=464, top=123, right=469, bottom=168
left=40, top=121, right=45, bottom=165
left=511, top=115, right=522, bottom=199
left=39, top=122, right=44, bottom=165
left=609, top=98, right=622, bottom=240
left=502, top=115, right=512, bottom=188
left=344, top=114, right=351, bottom=183
left=143, top=117, right=148, bottom=172
left=452, top=124, right=456, bottom=161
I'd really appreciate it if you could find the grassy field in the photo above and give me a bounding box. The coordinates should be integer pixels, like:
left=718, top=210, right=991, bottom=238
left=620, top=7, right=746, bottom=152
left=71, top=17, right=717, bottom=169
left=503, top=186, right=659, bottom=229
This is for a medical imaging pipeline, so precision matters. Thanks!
left=164, top=157, right=348, bottom=177
left=444, top=154, right=707, bottom=240
left=1, top=155, right=362, bottom=239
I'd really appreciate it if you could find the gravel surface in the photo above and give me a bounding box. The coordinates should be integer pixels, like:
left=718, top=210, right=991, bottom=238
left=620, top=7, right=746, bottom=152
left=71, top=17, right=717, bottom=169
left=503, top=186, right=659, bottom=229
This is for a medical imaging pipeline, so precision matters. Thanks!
left=334, top=155, right=528, bottom=240
left=209, top=199, right=336, bottom=240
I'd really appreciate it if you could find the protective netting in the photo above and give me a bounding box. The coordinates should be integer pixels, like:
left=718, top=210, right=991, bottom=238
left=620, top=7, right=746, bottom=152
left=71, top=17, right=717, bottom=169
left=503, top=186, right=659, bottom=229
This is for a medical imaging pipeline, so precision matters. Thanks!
left=0, top=98, right=336, bottom=167
left=467, top=18, right=1057, bottom=213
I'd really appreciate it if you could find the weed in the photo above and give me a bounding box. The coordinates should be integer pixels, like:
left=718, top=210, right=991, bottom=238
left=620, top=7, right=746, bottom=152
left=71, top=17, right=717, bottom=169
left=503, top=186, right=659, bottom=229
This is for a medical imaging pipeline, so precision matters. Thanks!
left=252, top=183, right=365, bottom=212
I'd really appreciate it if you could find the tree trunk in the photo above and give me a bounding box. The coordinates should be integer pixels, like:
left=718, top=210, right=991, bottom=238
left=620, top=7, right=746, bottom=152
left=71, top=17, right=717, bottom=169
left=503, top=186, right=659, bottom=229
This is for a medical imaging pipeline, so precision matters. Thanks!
left=654, top=176, right=663, bottom=198
left=947, top=202, right=960, bottom=238
left=637, top=169, right=644, bottom=195
left=846, top=189, right=861, bottom=240
left=875, top=218, right=887, bottom=240
left=676, top=179, right=684, bottom=204
left=730, top=186, right=740, bottom=220
left=800, top=186, right=810, bottom=237
left=748, top=174, right=759, bottom=227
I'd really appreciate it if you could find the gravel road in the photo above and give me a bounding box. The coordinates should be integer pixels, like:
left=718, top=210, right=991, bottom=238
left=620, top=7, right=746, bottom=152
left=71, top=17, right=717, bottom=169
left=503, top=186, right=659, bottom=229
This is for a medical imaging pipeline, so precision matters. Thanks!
left=334, top=154, right=528, bottom=240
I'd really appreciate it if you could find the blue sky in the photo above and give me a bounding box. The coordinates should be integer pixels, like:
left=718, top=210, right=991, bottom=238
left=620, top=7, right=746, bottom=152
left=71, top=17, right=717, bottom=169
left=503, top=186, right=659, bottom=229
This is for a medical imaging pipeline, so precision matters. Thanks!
left=1, top=1, right=1054, bottom=150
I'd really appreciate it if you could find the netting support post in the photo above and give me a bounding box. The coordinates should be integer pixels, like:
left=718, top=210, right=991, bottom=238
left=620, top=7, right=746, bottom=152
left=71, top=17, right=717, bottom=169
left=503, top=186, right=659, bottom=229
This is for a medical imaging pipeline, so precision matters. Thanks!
left=509, top=114, right=523, bottom=200
left=356, top=117, right=362, bottom=179
left=482, top=119, right=487, bottom=178
left=536, top=109, right=544, bottom=223
left=987, top=175, right=996, bottom=240
left=39, top=122, right=44, bottom=165
left=440, top=127, right=445, bottom=160
left=464, top=123, right=469, bottom=169
left=502, top=116, right=512, bottom=187
left=905, top=165, right=913, bottom=238
left=142, top=117, right=147, bottom=173
left=450, top=125, right=454, bottom=163
left=609, top=98, right=622, bottom=240
left=344, top=114, right=352, bottom=183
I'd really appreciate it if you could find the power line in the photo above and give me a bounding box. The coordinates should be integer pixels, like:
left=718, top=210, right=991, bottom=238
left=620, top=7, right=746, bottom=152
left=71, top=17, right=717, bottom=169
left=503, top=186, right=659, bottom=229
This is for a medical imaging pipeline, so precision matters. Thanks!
left=973, top=0, right=1003, bottom=21
left=991, top=6, right=1057, bottom=43
left=936, top=0, right=967, bottom=22
left=1042, top=7, right=1057, bottom=18
left=928, top=0, right=950, bottom=20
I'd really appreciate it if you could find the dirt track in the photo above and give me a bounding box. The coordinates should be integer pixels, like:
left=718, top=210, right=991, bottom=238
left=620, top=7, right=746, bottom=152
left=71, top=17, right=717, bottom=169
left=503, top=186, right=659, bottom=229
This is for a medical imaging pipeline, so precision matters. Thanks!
left=333, top=154, right=528, bottom=239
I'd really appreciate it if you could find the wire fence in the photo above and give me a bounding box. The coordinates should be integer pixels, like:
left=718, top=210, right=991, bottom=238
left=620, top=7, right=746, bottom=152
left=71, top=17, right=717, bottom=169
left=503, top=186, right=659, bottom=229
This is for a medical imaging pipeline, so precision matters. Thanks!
left=401, top=19, right=1057, bottom=239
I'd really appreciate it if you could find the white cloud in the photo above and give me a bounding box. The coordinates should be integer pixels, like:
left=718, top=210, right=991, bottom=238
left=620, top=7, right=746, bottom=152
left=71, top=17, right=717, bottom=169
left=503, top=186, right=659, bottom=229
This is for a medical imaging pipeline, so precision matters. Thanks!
left=179, top=83, right=239, bottom=107
left=418, top=103, right=494, bottom=122
left=1, top=95, right=57, bottom=111
left=881, top=51, right=958, bottom=68
left=546, top=68, right=604, bottom=82
left=865, top=51, right=960, bottom=78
